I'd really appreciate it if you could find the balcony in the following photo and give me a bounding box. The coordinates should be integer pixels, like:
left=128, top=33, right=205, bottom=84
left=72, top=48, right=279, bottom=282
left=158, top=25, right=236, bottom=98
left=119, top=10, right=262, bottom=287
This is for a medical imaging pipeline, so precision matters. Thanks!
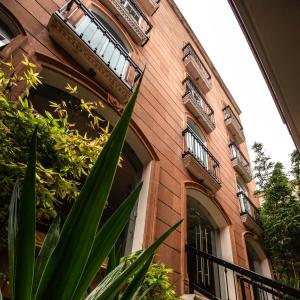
left=230, top=143, right=252, bottom=183
left=223, top=106, right=245, bottom=144
left=182, top=77, right=215, bottom=133
left=47, top=0, right=142, bottom=103
left=136, top=0, right=160, bottom=16
left=183, top=43, right=212, bottom=94
left=237, top=191, right=262, bottom=235
left=182, top=127, right=221, bottom=193
left=100, top=0, right=152, bottom=45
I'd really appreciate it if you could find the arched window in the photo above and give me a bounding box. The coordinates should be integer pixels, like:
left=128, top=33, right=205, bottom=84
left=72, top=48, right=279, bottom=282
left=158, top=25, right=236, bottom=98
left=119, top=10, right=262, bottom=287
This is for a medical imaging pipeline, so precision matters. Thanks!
left=187, top=119, right=208, bottom=167
left=76, top=10, right=130, bottom=78
left=0, top=8, right=20, bottom=48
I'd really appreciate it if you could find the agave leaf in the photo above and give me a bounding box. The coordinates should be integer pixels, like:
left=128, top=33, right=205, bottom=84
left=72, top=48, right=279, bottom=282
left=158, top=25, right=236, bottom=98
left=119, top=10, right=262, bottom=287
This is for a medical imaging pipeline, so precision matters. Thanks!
left=119, top=254, right=153, bottom=300
left=133, top=285, right=153, bottom=300
left=32, top=217, right=60, bottom=297
left=0, top=288, right=2, bottom=300
left=72, top=183, right=142, bottom=299
left=8, top=129, right=37, bottom=300
left=86, top=220, right=182, bottom=300
left=8, top=180, right=20, bottom=300
left=35, top=79, right=142, bottom=300
left=107, top=246, right=117, bottom=275
left=86, top=263, right=125, bottom=299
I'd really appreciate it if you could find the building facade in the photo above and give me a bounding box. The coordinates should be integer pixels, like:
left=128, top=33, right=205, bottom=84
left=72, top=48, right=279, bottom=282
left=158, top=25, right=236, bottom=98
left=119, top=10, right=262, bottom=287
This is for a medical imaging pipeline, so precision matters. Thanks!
left=0, top=0, right=278, bottom=298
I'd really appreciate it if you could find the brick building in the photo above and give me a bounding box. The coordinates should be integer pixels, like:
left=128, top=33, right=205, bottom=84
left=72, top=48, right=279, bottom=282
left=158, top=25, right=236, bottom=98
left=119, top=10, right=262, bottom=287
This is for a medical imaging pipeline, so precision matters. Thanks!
left=0, top=0, right=286, bottom=299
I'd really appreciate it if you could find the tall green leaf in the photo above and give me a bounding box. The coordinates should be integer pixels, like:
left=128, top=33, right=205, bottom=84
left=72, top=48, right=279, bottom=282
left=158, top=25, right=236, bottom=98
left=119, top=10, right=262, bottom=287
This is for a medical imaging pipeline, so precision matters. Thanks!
left=120, top=255, right=153, bottom=300
left=86, top=220, right=182, bottom=300
left=35, top=79, right=142, bottom=300
left=73, top=183, right=142, bottom=299
left=8, top=129, right=37, bottom=300
left=32, top=218, right=60, bottom=297
left=8, top=180, right=20, bottom=300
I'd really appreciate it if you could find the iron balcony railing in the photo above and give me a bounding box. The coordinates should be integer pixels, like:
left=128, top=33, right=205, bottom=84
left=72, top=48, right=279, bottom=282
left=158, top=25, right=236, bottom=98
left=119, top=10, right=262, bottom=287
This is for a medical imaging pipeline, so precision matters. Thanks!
left=237, top=191, right=261, bottom=226
left=223, top=105, right=243, bottom=130
left=230, top=143, right=252, bottom=175
left=183, top=43, right=212, bottom=82
left=183, top=77, right=215, bottom=124
left=120, top=0, right=152, bottom=36
left=58, top=0, right=142, bottom=91
left=186, top=245, right=300, bottom=300
left=183, top=127, right=221, bottom=184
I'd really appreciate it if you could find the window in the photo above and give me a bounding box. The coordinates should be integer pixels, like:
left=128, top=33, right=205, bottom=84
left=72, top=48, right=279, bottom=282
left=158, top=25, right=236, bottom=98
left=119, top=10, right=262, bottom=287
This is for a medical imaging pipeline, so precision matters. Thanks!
left=187, top=119, right=208, bottom=167
left=187, top=196, right=220, bottom=297
left=75, top=11, right=130, bottom=78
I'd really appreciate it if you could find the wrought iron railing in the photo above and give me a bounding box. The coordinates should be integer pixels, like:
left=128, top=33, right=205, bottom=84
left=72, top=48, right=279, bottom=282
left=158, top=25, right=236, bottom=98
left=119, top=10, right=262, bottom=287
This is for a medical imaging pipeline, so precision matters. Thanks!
left=183, top=127, right=221, bottom=184
left=120, top=0, right=152, bottom=35
left=183, top=77, right=215, bottom=124
left=57, top=0, right=142, bottom=91
left=183, top=43, right=211, bottom=82
left=186, top=245, right=300, bottom=300
left=223, top=106, right=243, bottom=130
left=237, top=191, right=261, bottom=226
left=230, top=143, right=252, bottom=176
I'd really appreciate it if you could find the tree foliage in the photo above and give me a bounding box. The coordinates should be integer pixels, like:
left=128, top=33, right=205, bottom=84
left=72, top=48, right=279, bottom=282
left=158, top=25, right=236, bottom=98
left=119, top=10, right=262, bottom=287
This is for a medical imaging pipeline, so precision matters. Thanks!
left=251, top=142, right=274, bottom=194
left=252, top=143, right=300, bottom=288
left=0, top=58, right=109, bottom=246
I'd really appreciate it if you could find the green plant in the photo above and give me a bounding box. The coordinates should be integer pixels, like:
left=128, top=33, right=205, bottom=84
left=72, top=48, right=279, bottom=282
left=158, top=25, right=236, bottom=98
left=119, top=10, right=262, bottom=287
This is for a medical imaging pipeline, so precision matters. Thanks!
left=252, top=142, right=274, bottom=195
left=252, top=143, right=300, bottom=288
left=0, top=58, right=110, bottom=246
left=122, top=252, right=182, bottom=300
left=3, top=77, right=182, bottom=300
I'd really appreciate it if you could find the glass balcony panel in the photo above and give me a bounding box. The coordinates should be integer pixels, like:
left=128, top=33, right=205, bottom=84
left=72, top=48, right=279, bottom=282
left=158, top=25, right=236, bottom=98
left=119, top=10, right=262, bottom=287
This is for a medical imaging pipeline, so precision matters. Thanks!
left=47, top=0, right=143, bottom=102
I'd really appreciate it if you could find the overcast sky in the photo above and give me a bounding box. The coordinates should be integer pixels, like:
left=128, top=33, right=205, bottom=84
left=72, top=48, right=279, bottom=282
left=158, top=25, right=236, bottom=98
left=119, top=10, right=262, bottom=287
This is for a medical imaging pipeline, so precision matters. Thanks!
left=174, top=0, right=296, bottom=171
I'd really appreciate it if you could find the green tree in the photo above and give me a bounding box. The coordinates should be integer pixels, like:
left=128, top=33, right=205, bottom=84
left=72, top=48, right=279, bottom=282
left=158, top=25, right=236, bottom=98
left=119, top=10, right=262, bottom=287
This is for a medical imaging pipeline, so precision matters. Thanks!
left=290, top=150, right=300, bottom=198
left=260, top=162, right=300, bottom=288
left=252, top=142, right=274, bottom=194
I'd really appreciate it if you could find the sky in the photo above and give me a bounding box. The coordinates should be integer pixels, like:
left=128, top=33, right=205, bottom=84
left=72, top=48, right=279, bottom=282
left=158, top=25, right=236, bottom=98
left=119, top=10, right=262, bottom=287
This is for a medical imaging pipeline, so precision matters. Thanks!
left=174, top=0, right=296, bottom=171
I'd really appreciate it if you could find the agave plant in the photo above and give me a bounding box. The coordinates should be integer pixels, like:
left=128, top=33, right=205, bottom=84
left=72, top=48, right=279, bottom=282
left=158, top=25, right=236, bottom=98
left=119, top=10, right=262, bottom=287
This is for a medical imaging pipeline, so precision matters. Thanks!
left=2, top=80, right=181, bottom=300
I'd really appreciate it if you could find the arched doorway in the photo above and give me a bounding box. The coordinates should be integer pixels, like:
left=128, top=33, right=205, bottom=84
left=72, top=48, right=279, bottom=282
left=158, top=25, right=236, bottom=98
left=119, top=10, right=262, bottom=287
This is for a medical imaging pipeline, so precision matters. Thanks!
left=186, top=187, right=234, bottom=299
left=28, top=67, right=155, bottom=256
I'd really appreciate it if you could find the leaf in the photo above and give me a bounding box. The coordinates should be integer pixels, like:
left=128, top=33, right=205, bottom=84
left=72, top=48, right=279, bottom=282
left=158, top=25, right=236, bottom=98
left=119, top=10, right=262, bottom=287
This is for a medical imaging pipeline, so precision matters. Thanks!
left=8, top=180, right=20, bottom=300
left=72, top=183, right=142, bottom=299
left=120, top=255, right=153, bottom=300
left=86, top=220, right=182, bottom=300
left=35, top=78, right=143, bottom=300
left=8, top=129, right=37, bottom=300
left=107, top=246, right=117, bottom=275
left=32, top=218, right=60, bottom=298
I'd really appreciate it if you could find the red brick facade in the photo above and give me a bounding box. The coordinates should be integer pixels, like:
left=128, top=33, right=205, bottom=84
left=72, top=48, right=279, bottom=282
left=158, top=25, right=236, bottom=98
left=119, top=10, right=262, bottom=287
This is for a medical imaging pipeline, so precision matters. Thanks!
left=0, top=0, right=270, bottom=296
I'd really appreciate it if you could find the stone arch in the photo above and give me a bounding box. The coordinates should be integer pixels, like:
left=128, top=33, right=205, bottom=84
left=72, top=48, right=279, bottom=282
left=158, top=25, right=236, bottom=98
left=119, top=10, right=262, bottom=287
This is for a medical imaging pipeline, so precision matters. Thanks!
left=89, top=0, right=137, bottom=55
